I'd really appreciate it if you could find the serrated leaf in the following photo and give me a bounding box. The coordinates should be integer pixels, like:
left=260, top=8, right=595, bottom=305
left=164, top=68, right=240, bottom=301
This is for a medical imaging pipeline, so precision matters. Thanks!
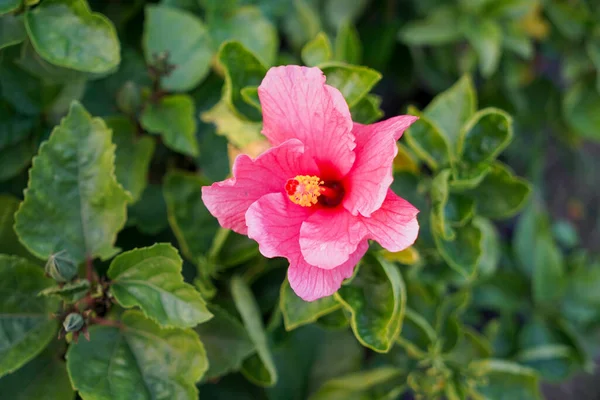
left=143, top=4, right=212, bottom=92
left=433, top=219, right=483, bottom=278
left=404, top=105, right=451, bottom=170
left=14, top=102, right=130, bottom=265
left=25, top=0, right=120, bottom=73
left=105, top=116, right=155, bottom=203
left=0, top=14, right=26, bottom=50
left=38, top=279, right=90, bottom=303
left=336, top=253, right=406, bottom=353
left=457, top=108, right=513, bottom=166
left=320, top=62, right=381, bottom=107
left=218, top=41, right=267, bottom=121
left=195, top=305, right=255, bottom=380
left=471, top=359, right=542, bottom=399
left=0, top=195, right=37, bottom=261
left=424, top=75, right=477, bottom=152
left=108, top=243, right=212, bottom=328
left=140, top=94, right=198, bottom=157
left=280, top=278, right=341, bottom=331
left=301, top=32, right=332, bottom=67
left=0, top=255, right=58, bottom=378
left=0, top=343, right=74, bottom=400
left=231, top=276, right=277, bottom=387
left=334, top=22, right=361, bottom=64
left=350, top=94, right=383, bottom=124
left=163, top=170, right=220, bottom=262
left=309, top=367, right=404, bottom=400
left=466, top=162, right=531, bottom=219
left=66, top=310, right=208, bottom=400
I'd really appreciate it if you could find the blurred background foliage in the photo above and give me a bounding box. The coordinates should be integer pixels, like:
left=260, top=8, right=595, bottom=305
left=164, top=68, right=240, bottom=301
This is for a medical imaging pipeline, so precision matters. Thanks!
left=1, top=0, right=600, bottom=399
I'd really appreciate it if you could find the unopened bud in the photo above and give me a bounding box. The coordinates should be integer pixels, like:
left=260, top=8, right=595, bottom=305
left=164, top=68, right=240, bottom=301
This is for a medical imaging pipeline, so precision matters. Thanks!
left=63, top=313, right=85, bottom=332
left=45, top=251, right=77, bottom=283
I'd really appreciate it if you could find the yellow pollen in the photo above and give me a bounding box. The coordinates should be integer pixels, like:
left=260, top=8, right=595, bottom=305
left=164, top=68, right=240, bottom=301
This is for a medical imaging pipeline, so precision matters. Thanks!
left=285, top=175, right=323, bottom=207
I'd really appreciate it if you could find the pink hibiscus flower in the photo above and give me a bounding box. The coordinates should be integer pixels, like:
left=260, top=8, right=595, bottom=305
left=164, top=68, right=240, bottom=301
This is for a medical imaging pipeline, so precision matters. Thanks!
left=202, top=66, right=420, bottom=301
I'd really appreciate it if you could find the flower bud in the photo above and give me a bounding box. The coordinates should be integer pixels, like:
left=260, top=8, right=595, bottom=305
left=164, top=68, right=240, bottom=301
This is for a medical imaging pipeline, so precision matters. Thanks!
left=116, top=81, right=141, bottom=115
left=63, top=313, right=85, bottom=333
left=45, top=251, right=78, bottom=283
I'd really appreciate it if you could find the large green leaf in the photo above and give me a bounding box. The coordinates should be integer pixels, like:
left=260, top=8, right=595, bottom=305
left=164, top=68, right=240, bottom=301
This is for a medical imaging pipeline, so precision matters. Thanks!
left=201, top=99, right=264, bottom=148
left=336, top=253, right=406, bottom=353
left=0, top=103, right=35, bottom=181
left=457, top=108, right=513, bottom=166
left=0, top=0, right=20, bottom=15
left=301, top=32, right=333, bottom=67
left=143, top=4, right=212, bottom=92
left=0, top=14, right=26, bottom=50
left=433, top=219, right=483, bottom=278
left=105, top=116, right=155, bottom=203
left=14, top=102, right=130, bottom=264
left=195, top=305, right=255, bottom=380
left=424, top=75, right=477, bottom=152
left=218, top=41, right=267, bottom=121
left=140, top=94, right=199, bottom=157
left=0, top=195, right=36, bottom=261
left=280, top=278, right=341, bottom=331
left=349, top=93, right=383, bottom=124
left=404, top=105, right=451, bottom=170
left=66, top=310, right=208, bottom=400
left=0, top=343, right=74, bottom=400
left=231, top=276, right=278, bottom=387
left=466, top=163, right=531, bottom=219
left=471, top=360, right=542, bottom=400
left=0, top=255, right=58, bottom=378
left=464, top=18, right=502, bottom=77
left=320, top=62, right=381, bottom=108
left=25, top=0, right=120, bottom=73
left=163, top=170, right=220, bottom=262
left=108, top=243, right=213, bottom=328
left=309, top=367, right=404, bottom=400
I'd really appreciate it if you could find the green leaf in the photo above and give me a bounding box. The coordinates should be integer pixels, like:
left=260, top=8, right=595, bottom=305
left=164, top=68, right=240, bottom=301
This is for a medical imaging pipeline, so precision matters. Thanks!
left=433, top=219, right=483, bottom=278
left=0, top=0, right=20, bottom=15
left=241, top=86, right=261, bottom=112
left=467, top=163, right=531, bottom=219
left=449, top=162, right=492, bottom=190
left=127, top=184, right=169, bottom=235
left=66, top=310, right=208, bottom=400
left=195, top=305, right=255, bottom=380
left=424, top=75, right=477, bottom=152
left=105, top=116, right=155, bottom=203
left=0, top=103, right=36, bottom=181
left=457, top=108, right=513, bottom=165
left=431, top=170, right=455, bottom=240
left=140, top=94, right=199, bottom=157
left=143, top=4, right=212, bottom=92
left=349, top=94, right=383, bottom=124
left=209, top=6, right=278, bottom=67
left=218, top=41, right=268, bottom=121
left=320, top=62, right=381, bottom=108
left=325, top=0, right=366, bottom=29
left=38, top=279, right=90, bottom=303
left=231, top=276, right=278, bottom=387
left=563, top=82, right=600, bottom=141
left=0, top=14, right=26, bottom=50
left=0, top=255, right=58, bottom=378
left=334, top=21, right=362, bottom=64
left=25, top=0, right=120, bottom=73
left=301, top=32, right=333, bottom=67
left=108, top=243, right=213, bottom=328
left=397, top=308, right=437, bottom=356
left=16, top=40, right=91, bottom=84
left=200, top=99, right=263, bottom=148
left=0, top=343, right=74, bottom=400
left=0, top=195, right=37, bottom=261
left=280, top=278, right=341, bottom=331
left=284, top=0, right=321, bottom=50
left=163, top=170, right=220, bottom=262
left=464, top=19, right=502, bottom=77
left=471, top=359, right=542, bottom=400
left=14, top=102, right=130, bottom=265
left=399, top=7, right=462, bottom=45
left=336, top=253, right=406, bottom=353
left=309, top=367, right=404, bottom=400
left=473, top=217, right=500, bottom=277
left=404, top=105, right=451, bottom=170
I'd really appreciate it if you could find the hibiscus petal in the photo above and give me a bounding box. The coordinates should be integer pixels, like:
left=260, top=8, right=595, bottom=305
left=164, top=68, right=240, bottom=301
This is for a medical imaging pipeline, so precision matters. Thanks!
left=361, top=190, right=419, bottom=252
left=245, top=192, right=313, bottom=259
left=299, top=207, right=365, bottom=269
left=258, top=65, right=356, bottom=179
left=343, top=115, right=418, bottom=217
left=288, top=241, right=369, bottom=301
left=202, top=139, right=318, bottom=234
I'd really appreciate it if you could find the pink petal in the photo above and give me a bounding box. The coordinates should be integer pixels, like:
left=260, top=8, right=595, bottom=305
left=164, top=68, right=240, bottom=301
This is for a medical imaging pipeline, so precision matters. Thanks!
left=361, top=190, right=419, bottom=252
left=288, top=241, right=369, bottom=301
left=245, top=192, right=312, bottom=259
left=258, top=65, right=356, bottom=179
left=343, top=115, right=419, bottom=217
left=299, top=207, right=365, bottom=269
left=202, top=139, right=318, bottom=234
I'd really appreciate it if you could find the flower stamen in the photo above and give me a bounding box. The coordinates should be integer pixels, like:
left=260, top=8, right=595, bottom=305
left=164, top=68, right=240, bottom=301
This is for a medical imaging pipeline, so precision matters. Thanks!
left=285, top=175, right=324, bottom=207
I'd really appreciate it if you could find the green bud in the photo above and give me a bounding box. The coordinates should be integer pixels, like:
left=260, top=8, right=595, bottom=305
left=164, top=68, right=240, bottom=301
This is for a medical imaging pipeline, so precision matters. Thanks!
left=45, top=251, right=78, bottom=283
left=63, top=313, right=85, bottom=332
left=116, top=81, right=141, bottom=115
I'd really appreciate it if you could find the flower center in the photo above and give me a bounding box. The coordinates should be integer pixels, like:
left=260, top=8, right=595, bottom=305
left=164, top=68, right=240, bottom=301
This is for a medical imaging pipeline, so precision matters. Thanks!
left=285, top=175, right=344, bottom=207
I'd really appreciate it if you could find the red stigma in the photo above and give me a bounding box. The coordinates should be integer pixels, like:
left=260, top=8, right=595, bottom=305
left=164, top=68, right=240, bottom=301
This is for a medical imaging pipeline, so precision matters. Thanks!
left=285, top=179, right=299, bottom=196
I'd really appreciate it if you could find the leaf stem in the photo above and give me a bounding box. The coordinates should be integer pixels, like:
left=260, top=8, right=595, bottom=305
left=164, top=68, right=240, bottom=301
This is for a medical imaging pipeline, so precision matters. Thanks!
left=90, top=317, right=123, bottom=329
